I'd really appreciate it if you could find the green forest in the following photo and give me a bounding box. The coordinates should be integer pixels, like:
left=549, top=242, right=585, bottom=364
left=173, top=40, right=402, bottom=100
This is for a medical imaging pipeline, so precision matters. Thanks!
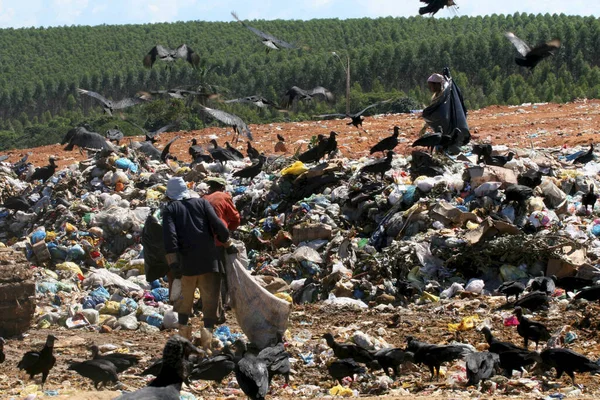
left=0, top=12, right=599, bottom=150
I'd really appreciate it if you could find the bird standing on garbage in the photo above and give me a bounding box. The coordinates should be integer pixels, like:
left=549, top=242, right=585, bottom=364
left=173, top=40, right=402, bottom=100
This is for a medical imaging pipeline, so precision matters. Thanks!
left=481, top=327, right=523, bottom=355
left=28, top=157, right=57, bottom=183
left=513, top=291, right=549, bottom=311
left=360, top=151, right=394, bottom=181
left=367, top=347, right=413, bottom=378
left=1, top=195, right=30, bottom=212
left=528, top=275, right=557, bottom=296
left=149, top=335, right=202, bottom=388
left=208, top=139, right=238, bottom=164
left=67, top=359, right=119, bottom=390
left=574, top=144, right=595, bottom=164
left=233, top=155, right=266, bottom=183
left=406, top=336, right=472, bottom=381
left=105, top=125, right=124, bottom=145
left=370, top=126, right=399, bottom=155
left=234, top=340, right=270, bottom=400
left=323, top=333, right=374, bottom=364
left=188, top=350, right=235, bottom=384
left=258, top=335, right=291, bottom=385
left=465, top=351, right=500, bottom=386
left=90, top=345, right=139, bottom=373
left=327, top=358, right=365, bottom=385
left=499, top=349, right=540, bottom=378
left=539, top=348, right=600, bottom=386
left=582, top=184, right=598, bottom=212
left=17, top=334, right=57, bottom=389
left=225, top=142, right=244, bottom=160
left=496, top=281, right=525, bottom=302
left=514, top=307, right=551, bottom=350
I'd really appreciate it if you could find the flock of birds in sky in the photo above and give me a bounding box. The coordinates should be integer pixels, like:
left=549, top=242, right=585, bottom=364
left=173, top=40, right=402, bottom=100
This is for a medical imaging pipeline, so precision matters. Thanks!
left=0, top=2, right=581, bottom=399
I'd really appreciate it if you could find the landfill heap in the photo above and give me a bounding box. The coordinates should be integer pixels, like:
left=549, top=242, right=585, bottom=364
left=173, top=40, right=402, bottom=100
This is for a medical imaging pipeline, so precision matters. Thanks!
left=2, top=137, right=600, bottom=397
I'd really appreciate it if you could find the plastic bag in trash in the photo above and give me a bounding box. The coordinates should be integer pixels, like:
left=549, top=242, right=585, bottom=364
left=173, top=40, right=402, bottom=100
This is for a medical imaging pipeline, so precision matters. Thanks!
left=292, top=246, right=323, bottom=264
left=100, top=301, right=121, bottom=315
left=465, top=279, right=485, bottom=294
left=118, top=313, right=139, bottom=330
left=151, top=287, right=169, bottom=302
left=170, top=278, right=182, bottom=303
left=163, top=310, right=179, bottom=329
left=226, top=240, right=291, bottom=349
left=31, top=229, right=46, bottom=244
left=119, top=298, right=138, bottom=316
left=448, top=315, right=480, bottom=332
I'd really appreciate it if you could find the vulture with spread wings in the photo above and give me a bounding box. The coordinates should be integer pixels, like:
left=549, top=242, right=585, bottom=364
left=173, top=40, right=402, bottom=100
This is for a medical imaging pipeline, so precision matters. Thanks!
left=231, top=11, right=297, bottom=53
left=281, top=86, right=334, bottom=109
left=62, top=125, right=114, bottom=152
left=314, top=99, right=391, bottom=130
left=121, top=118, right=175, bottom=143
left=198, top=105, right=253, bottom=142
left=419, top=0, right=458, bottom=16
left=77, top=88, right=146, bottom=116
left=143, top=44, right=200, bottom=69
left=225, top=95, right=281, bottom=109
left=505, top=32, right=561, bottom=70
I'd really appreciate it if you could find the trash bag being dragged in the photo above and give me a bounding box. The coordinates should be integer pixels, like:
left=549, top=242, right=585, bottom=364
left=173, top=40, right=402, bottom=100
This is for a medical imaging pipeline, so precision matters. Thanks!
left=225, top=240, right=291, bottom=349
left=422, top=68, right=470, bottom=149
left=142, top=208, right=169, bottom=283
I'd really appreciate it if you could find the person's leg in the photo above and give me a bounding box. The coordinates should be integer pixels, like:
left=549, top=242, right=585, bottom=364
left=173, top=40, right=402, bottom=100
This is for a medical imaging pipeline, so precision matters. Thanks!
left=175, top=275, right=199, bottom=339
left=196, top=272, right=222, bottom=350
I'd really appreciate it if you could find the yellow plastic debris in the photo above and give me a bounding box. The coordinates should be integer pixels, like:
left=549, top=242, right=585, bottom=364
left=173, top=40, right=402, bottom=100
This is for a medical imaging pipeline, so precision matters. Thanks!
left=65, top=222, right=78, bottom=233
left=0, top=242, right=5, bottom=248
left=56, top=262, right=83, bottom=276
left=46, top=231, right=57, bottom=241
left=419, top=292, right=439, bottom=303
left=20, top=384, right=40, bottom=396
left=274, top=292, right=293, bottom=304
left=466, top=221, right=479, bottom=230
left=281, top=161, right=308, bottom=176
left=448, top=315, right=480, bottom=332
left=100, top=301, right=120, bottom=315
left=329, top=384, right=354, bottom=397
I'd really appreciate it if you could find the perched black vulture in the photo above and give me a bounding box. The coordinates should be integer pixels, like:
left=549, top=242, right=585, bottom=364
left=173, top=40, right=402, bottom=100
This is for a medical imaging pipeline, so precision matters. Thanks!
left=68, top=359, right=118, bottom=390
left=573, top=284, right=600, bottom=301
left=189, top=353, right=235, bottom=383
left=281, top=86, right=334, bottom=109
left=419, top=0, right=457, bottom=16
left=315, top=99, right=391, bottom=129
left=160, top=136, right=179, bottom=163
left=90, top=345, right=140, bottom=374
left=257, top=338, right=291, bottom=385
left=496, top=281, right=526, bottom=301
left=106, top=125, right=124, bottom=145
left=189, top=138, right=205, bottom=160
left=2, top=195, right=31, bottom=212
left=208, top=139, right=238, bottom=164
left=481, top=327, right=523, bottom=355
left=77, top=88, right=146, bottom=116
left=582, top=184, right=598, bottom=211
left=327, top=358, right=365, bottom=385
left=368, top=347, right=413, bottom=378
left=234, top=341, right=269, bottom=400
left=503, top=184, right=534, bottom=205
left=514, top=307, right=551, bottom=350
left=199, top=105, right=253, bottom=142
left=529, top=275, right=557, bottom=295
left=143, top=44, right=200, bottom=69
left=322, top=333, right=374, bottom=364
left=17, top=334, right=57, bottom=389
left=518, top=169, right=543, bottom=188
left=465, top=351, right=500, bottom=386
left=323, top=131, right=338, bottom=158
left=298, top=134, right=328, bottom=164
left=62, top=126, right=113, bottom=151
left=406, top=336, right=472, bottom=380
left=574, top=144, right=595, bottom=164
left=513, top=291, right=549, bottom=311
left=114, top=382, right=181, bottom=400
left=472, top=143, right=493, bottom=161
left=247, top=141, right=260, bottom=160
left=231, top=12, right=297, bottom=53
left=277, top=134, right=285, bottom=142
left=370, top=126, right=400, bottom=155
left=225, top=142, right=244, bottom=160
left=499, top=349, right=540, bottom=378
left=360, top=151, right=394, bottom=181
left=149, top=335, right=201, bottom=388
left=28, top=157, right=57, bottom=183
left=233, top=155, right=265, bottom=183
left=412, top=132, right=442, bottom=154
left=505, top=32, right=561, bottom=70
left=540, top=348, right=600, bottom=385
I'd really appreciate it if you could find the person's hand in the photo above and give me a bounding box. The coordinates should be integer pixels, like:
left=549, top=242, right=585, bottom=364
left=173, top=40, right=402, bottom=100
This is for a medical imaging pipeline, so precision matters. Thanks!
left=169, top=262, right=183, bottom=279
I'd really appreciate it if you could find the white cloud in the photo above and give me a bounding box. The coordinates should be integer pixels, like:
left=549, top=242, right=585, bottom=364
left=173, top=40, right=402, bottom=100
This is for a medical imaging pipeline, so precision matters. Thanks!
left=52, top=0, right=89, bottom=25
left=91, top=4, right=106, bottom=14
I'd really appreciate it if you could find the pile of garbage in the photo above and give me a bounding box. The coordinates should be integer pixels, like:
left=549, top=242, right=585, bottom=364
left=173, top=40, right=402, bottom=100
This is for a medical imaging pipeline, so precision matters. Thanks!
left=1, top=139, right=600, bottom=337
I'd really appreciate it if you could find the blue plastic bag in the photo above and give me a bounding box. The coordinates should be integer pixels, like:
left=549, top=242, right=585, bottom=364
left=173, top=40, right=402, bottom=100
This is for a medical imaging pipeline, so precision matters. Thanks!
left=150, top=287, right=169, bottom=302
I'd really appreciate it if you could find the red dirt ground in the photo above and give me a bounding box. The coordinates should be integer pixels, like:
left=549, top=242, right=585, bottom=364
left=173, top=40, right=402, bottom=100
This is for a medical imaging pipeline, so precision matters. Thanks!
left=3, top=99, right=600, bottom=169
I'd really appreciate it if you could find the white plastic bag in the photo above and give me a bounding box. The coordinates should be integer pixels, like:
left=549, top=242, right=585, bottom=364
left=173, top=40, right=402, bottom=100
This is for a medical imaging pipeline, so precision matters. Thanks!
left=225, top=240, right=291, bottom=349
left=170, top=278, right=182, bottom=303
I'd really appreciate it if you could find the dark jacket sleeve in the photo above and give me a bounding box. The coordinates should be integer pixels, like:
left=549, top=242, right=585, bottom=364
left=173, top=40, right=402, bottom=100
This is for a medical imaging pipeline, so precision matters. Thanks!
left=162, top=204, right=179, bottom=254
left=204, top=199, right=230, bottom=244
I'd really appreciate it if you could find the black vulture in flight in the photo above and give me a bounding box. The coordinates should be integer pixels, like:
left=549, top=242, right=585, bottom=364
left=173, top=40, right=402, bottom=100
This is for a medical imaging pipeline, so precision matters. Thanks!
left=315, top=99, right=391, bottom=130
left=281, top=86, right=334, bottom=109
left=225, top=95, right=281, bottom=109
left=121, top=117, right=175, bottom=143
left=231, top=11, right=297, bottom=53
left=143, top=44, right=200, bottom=69
left=198, top=105, right=253, bottom=142
left=106, top=125, right=124, bottom=145
left=505, top=32, right=561, bottom=70
left=77, top=88, right=146, bottom=116
left=419, top=0, right=458, bottom=16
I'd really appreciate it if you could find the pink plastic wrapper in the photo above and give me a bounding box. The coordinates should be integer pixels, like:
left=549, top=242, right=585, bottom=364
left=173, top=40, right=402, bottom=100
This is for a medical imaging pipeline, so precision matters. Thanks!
left=503, top=315, right=519, bottom=326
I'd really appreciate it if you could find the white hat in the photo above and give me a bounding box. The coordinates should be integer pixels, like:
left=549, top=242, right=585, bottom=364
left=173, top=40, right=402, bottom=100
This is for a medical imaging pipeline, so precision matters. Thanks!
left=427, top=73, right=444, bottom=84
left=166, top=177, right=190, bottom=201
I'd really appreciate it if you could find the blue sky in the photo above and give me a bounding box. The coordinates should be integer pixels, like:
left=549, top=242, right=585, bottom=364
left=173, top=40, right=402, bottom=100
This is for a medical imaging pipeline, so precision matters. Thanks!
left=0, top=0, right=598, bottom=29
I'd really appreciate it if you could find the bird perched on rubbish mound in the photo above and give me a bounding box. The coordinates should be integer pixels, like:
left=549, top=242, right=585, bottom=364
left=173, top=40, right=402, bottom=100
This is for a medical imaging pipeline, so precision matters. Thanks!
left=370, top=126, right=399, bottom=155
left=514, top=307, right=550, bottom=350
left=323, top=333, right=374, bottom=364
left=68, top=359, right=118, bottom=390
left=17, top=334, right=57, bottom=389
left=90, top=344, right=139, bottom=373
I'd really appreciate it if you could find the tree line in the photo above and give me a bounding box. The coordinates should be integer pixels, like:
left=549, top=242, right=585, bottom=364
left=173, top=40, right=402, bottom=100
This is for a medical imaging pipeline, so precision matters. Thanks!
left=1, top=12, right=599, bottom=150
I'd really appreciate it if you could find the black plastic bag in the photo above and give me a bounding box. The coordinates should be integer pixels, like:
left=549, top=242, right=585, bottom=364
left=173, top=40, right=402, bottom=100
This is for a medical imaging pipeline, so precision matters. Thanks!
left=142, top=208, right=169, bottom=282
left=422, top=68, right=470, bottom=148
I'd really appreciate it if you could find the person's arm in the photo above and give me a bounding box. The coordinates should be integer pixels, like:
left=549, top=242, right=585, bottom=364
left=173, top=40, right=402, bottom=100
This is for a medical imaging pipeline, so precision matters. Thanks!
left=225, top=195, right=241, bottom=231
left=162, top=206, right=182, bottom=278
left=204, top=199, right=230, bottom=245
